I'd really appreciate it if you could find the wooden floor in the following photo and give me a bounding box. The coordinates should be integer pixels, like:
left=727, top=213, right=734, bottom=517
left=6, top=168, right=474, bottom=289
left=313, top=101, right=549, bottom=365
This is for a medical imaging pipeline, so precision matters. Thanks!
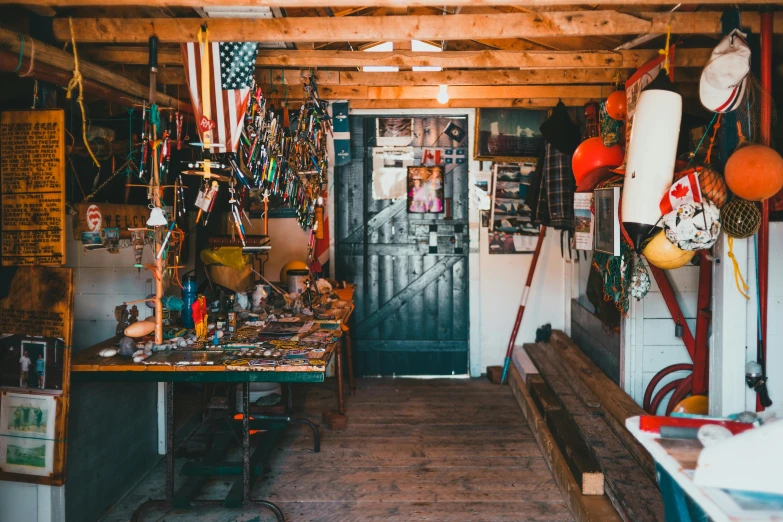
left=104, top=378, right=572, bottom=522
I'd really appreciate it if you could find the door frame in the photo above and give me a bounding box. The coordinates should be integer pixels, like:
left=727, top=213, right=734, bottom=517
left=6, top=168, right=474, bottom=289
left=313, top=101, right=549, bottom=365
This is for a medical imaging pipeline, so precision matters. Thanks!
left=331, top=108, right=483, bottom=377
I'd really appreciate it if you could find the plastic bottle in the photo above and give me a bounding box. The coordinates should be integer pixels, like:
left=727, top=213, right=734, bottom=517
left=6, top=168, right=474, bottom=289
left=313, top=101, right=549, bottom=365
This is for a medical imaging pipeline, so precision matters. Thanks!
left=181, top=272, right=197, bottom=328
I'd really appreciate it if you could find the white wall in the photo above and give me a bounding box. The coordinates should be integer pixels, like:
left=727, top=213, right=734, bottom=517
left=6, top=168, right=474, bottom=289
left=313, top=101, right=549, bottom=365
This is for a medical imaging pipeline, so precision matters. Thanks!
left=0, top=482, right=64, bottom=522
left=478, top=227, right=567, bottom=370
left=624, top=264, right=699, bottom=413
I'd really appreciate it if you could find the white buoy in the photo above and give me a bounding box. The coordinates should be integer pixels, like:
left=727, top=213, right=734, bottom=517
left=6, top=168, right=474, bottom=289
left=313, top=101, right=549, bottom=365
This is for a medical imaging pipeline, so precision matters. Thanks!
left=622, top=88, right=682, bottom=252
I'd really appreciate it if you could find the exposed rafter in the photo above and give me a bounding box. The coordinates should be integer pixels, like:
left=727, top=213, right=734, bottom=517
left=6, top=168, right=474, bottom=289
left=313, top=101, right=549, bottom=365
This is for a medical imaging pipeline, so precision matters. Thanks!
left=53, top=12, right=779, bottom=44
left=84, top=48, right=712, bottom=69
left=6, top=0, right=780, bottom=6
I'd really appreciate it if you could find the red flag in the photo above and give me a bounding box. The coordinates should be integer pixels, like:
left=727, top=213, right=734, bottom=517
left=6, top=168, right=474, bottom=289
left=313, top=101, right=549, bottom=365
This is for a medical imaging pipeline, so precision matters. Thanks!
left=660, top=171, right=703, bottom=215
left=182, top=40, right=258, bottom=153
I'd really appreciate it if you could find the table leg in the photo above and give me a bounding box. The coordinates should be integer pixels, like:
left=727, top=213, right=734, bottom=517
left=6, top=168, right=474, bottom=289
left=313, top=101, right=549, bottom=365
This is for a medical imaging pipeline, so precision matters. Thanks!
left=166, top=381, right=175, bottom=505
left=242, top=381, right=250, bottom=504
left=336, top=340, right=345, bottom=415
left=344, top=329, right=355, bottom=396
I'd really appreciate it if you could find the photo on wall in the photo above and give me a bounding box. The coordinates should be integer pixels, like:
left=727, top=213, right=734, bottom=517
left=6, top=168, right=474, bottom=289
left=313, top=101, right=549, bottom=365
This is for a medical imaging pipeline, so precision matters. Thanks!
left=475, top=109, right=547, bottom=162
left=0, top=391, right=57, bottom=477
left=489, top=163, right=539, bottom=254
left=407, top=166, right=444, bottom=214
left=0, top=335, right=66, bottom=393
left=376, top=118, right=414, bottom=147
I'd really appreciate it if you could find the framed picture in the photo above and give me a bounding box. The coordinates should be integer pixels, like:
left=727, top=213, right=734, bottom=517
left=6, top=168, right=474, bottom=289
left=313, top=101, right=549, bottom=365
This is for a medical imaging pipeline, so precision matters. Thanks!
left=594, top=187, right=621, bottom=255
left=407, top=165, right=444, bottom=214
left=1, top=336, right=66, bottom=393
left=474, top=108, right=547, bottom=162
left=489, top=163, right=540, bottom=254
left=376, top=117, right=414, bottom=147
left=573, top=192, right=594, bottom=251
left=0, top=391, right=58, bottom=478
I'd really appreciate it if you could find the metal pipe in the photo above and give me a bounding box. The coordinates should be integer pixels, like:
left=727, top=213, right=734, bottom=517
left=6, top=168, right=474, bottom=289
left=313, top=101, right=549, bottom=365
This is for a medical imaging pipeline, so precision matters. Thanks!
left=757, top=9, right=772, bottom=412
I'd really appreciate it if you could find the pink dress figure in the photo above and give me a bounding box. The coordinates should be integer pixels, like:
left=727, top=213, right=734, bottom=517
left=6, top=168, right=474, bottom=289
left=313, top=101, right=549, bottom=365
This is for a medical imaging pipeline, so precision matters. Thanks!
left=427, top=175, right=443, bottom=212
left=409, top=179, right=427, bottom=213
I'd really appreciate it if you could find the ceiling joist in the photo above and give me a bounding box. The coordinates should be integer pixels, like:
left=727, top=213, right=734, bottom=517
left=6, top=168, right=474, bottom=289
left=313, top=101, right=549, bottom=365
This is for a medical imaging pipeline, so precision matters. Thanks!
left=5, top=0, right=781, bottom=7
left=148, top=68, right=647, bottom=87
left=86, top=48, right=712, bottom=68
left=53, top=12, right=781, bottom=44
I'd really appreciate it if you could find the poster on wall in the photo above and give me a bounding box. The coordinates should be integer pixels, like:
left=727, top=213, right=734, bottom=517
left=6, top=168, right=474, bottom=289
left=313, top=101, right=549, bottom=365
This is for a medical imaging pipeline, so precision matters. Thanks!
left=489, top=163, right=539, bottom=254
left=573, top=193, right=594, bottom=251
left=0, top=267, right=73, bottom=485
left=407, top=166, right=444, bottom=214
left=372, top=147, right=414, bottom=200
left=0, top=109, right=66, bottom=267
left=376, top=118, right=413, bottom=147
left=594, top=187, right=621, bottom=256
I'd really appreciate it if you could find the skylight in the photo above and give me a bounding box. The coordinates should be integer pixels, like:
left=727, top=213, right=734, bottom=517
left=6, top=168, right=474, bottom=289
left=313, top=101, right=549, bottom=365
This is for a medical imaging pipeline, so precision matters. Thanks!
left=362, top=40, right=442, bottom=72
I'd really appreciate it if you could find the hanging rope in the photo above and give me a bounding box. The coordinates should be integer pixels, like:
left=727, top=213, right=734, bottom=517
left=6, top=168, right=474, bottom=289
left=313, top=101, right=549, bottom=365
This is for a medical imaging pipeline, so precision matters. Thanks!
left=65, top=17, right=101, bottom=168
left=18, top=37, right=35, bottom=77
left=727, top=237, right=751, bottom=300
left=13, top=34, right=25, bottom=73
left=84, top=158, right=138, bottom=201
left=704, top=113, right=722, bottom=165
left=686, top=113, right=719, bottom=169
left=658, top=23, right=672, bottom=75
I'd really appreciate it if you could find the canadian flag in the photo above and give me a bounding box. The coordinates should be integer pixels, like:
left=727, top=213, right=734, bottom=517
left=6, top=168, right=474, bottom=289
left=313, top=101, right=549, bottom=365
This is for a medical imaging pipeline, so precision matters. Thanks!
left=422, top=148, right=442, bottom=165
left=659, top=171, right=702, bottom=215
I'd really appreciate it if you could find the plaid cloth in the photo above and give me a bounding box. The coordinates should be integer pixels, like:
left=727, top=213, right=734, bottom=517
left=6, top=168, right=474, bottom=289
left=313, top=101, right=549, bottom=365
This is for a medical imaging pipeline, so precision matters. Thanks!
left=537, top=142, right=575, bottom=229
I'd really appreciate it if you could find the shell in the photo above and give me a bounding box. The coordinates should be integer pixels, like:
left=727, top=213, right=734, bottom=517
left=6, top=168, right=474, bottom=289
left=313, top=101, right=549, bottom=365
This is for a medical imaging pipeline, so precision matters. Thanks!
left=99, top=348, right=118, bottom=358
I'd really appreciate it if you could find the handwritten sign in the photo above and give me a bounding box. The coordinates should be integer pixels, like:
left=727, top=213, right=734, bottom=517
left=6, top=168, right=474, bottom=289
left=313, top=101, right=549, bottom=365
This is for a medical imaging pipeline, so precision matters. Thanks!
left=72, top=202, right=151, bottom=239
left=0, top=110, right=65, bottom=266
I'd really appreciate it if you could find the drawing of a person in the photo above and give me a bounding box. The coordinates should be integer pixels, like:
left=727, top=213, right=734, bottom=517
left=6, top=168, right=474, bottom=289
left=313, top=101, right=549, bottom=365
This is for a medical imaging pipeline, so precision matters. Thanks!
left=427, top=171, right=443, bottom=212
left=409, top=177, right=427, bottom=213
left=13, top=407, right=21, bottom=430
left=34, top=407, right=43, bottom=430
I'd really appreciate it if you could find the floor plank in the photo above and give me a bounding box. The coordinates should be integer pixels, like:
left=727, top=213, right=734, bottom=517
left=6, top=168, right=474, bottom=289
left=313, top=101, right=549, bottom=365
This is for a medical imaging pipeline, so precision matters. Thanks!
left=102, top=378, right=572, bottom=521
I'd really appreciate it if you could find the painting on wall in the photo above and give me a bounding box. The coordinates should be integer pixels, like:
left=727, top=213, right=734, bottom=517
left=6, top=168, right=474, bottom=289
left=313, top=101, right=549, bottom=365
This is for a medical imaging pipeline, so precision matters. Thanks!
left=474, top=109, right=547, bottom=162
left=376, top=118, right=414, bottom=147
left=407, top=166, right=444, bottom=214
left=0, top=391, right=57, bottom=477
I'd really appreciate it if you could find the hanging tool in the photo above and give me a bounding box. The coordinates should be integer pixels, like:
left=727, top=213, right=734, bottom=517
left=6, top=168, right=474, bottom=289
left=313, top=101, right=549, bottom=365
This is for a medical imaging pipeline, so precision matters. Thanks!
left=500, top=226, right=547, bottom=385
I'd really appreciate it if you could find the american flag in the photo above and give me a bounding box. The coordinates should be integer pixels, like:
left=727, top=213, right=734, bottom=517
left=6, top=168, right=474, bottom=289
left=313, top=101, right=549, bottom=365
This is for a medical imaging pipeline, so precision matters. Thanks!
left=181, top=40, right=258, bottom=153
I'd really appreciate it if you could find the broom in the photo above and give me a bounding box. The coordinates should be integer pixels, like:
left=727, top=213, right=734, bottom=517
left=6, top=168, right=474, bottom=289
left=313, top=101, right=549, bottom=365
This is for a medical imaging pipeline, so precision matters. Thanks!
left=500, top=226, right=547, bottom=385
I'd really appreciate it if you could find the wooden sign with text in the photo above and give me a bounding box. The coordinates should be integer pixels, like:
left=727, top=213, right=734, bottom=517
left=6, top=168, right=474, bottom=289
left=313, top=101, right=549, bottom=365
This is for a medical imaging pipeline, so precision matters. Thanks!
left=0, top=110, right=66, bottom=266
left=72, top=202, right=151, bottom=239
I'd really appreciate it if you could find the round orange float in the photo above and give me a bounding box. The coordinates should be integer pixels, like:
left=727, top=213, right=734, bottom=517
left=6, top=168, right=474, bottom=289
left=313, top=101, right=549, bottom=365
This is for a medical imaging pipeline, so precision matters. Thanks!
left=571, top=137, right=625, bottom=185
left=643, top=231, right=695, bottom=270
left=672, top=395, right=709, bottom=415
left=606, top=90, right=627, bottom=120
left=724, top=144, right=783, bottom=201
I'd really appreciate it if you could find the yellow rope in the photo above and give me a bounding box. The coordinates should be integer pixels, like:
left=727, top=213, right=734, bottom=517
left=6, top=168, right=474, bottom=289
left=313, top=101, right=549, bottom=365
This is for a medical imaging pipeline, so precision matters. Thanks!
left=658, top=23, right=672, bottom=75
left=65, top=17, right=100, bottom=168
left=727, top=237, right=750, bottom=300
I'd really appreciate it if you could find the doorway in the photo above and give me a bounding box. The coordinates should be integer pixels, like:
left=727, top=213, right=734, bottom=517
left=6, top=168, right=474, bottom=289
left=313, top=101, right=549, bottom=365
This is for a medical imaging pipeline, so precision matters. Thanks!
left=335, top=115, right=470, bottom=376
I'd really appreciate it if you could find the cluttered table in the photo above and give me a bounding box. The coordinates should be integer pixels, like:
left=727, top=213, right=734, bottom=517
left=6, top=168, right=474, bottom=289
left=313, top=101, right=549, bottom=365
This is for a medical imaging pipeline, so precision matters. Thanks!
left=627, top=415, right=783, bottom=522
left=70, top=284, right=355, bottom=522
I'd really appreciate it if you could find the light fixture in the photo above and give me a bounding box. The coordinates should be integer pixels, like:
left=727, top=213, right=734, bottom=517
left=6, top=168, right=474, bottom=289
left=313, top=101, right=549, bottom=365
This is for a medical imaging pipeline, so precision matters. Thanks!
left=437, top=84, right=449, bottom=104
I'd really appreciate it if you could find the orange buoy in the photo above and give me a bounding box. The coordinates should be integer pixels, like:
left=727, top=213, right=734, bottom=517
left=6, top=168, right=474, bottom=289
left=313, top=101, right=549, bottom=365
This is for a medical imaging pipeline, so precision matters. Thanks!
left=571, top=137, right=625, bottom=185
left=672, top=395, right=709, bottom=415
left=606, top=90, right=627, bottom=121
left=725, top=144, right=783, bottom=201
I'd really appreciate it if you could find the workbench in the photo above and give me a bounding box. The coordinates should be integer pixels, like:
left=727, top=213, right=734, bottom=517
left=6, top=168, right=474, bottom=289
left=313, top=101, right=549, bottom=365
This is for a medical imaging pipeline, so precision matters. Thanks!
left=71, top=290, right=354, bottom=522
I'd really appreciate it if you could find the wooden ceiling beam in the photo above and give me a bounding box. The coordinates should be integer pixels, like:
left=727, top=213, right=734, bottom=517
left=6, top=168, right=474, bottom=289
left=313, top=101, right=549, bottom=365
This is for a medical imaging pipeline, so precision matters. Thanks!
left=52, top=12, right=778, bottom=44
left=7, top=0, right=780, bottom=7
left=263, top=83, right=698, bottom=100
left=84, top=48, right=712, bottom=68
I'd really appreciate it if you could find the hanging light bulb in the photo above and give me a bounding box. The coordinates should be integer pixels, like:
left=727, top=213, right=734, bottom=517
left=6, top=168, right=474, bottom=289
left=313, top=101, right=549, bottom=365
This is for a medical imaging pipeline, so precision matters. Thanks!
left=437, top=84, right=449, bottom=104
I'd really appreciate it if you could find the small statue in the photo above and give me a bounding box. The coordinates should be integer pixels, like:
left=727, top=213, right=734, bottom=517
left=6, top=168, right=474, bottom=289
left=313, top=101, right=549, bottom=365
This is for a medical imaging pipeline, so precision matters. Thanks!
left=114, top=305, right=130, bottom=336
left=192, top=295, right=208, bottom=340
left=129, top=305, right=139, bottom=325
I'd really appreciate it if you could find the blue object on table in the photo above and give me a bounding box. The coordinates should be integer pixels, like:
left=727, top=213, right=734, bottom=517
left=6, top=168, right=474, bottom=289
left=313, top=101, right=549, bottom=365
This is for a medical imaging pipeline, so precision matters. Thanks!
left=182, top=273, right=197, bottom=328
left=656, top=464, right=710, bottom=522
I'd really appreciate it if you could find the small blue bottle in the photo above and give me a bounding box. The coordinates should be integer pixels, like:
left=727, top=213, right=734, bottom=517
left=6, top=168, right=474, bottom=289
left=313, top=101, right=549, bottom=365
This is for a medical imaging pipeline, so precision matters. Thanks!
left=181, top=273, right=197, bottom=328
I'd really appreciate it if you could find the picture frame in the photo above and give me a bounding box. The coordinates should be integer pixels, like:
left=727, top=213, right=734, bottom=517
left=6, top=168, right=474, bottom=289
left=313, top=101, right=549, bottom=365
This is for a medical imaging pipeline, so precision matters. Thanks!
left=0, top=391, right=58, bottom=478
left=376, top=117, right=414, bottom=147
left=474, top=108, right=547, bottom=162
left=407, top=165, right=444, bottom=214
left=489, top=163, right=539, bottom=254
left=594, top=187, right=621, bottom=256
